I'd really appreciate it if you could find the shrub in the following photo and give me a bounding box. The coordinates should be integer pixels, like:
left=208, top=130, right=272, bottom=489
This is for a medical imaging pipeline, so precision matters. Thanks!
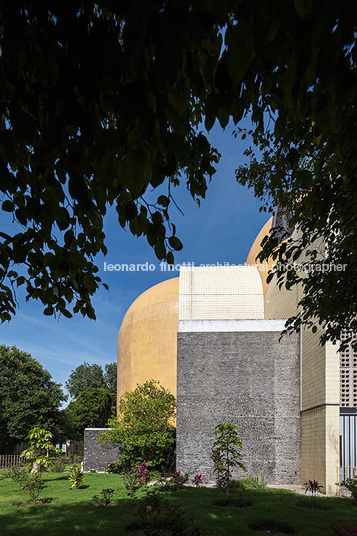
left=8, top=465, right=28, bottom=487
left=69, top=466, right=84, bottom=489
left=247, top=474, right=267, bottom=489
left=129, top=487, right=202, bottom=536
left=99, top=380, right=176, bottom=471
left=122, top=466, right=140, bottom=491
left=50, top=460, right=66, bottom=473
left=158, top=469, right=189, bottom=492
left=23, top=473, right=44, bottom=504
left=341, top=478, right=357, bottom=501
left=106, top=460, right=124, bottom=474
left=93, top=488, right=115, bottom=506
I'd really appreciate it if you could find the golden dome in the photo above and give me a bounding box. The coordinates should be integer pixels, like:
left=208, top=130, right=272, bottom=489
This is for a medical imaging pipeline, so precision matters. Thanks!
left=246, top=217, right=274, bottom=295
left=117, top=277, right=179, bottom=406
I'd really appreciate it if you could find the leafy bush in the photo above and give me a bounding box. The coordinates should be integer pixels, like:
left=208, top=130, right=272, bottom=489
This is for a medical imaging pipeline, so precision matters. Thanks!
left=158, top=469, right=189, bottom=492
left=69, top=466, right=84, bottom=489
left=23, top=473, right=44, bottom=504
left=93, top=488, right=115, bottom=506
left=99, top=380, right=176, bottom=471
left=7, top=465, right=28, bottom=486
left=50, top=460, right=66, bottom=473
left=106, top=460, right=124, bottom=474
left=341, top=478, right=357, bottom=501
left=129, top=487, right=202, bottom=536
left=247, top=474, right=267, bottom=489
left=122, top=467, right=140, bottom=491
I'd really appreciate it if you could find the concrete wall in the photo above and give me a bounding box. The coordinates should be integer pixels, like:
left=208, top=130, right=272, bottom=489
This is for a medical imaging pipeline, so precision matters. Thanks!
left=176, top=326, right=300, bottom=484
left=83, top=429, right=120, bottom=472
left=265, top=269, right=340, bottom=494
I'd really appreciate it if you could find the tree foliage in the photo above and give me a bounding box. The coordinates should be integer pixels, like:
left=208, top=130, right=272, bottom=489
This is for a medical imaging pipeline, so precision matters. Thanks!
left=20, top=427, right=58, bottom=472
left=63, top=387, right=115, bottom=440
left=99, top=379, right=176, bottom=470
left=0, top=1, right=356, bottom=344
left=211, top=423, right=246, bottom=502
left=65, top=361, right=116, bottom=399
left=0, top=345, right=66, bottom=453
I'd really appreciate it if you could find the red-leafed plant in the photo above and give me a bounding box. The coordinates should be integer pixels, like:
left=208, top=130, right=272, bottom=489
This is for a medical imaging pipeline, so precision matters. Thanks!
left=331, top=520, right=357, bottom=535
left=137, top=460, right=150, bottom=486
left=304, top=479, right=324, bottom=507
left=192, top=473, right=203, bottom=487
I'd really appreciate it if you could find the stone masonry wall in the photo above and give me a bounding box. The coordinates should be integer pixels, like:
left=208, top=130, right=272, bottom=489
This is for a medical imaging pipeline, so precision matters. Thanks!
left=83, top=428, right=120, bottom=472
left=176, top=331, right=300, bottom=484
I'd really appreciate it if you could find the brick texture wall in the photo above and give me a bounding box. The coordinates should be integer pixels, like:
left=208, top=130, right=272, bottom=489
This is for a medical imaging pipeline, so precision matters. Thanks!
left=176, top=331, right=300, bottom=484
left=83, top=429, right=120, bottom=472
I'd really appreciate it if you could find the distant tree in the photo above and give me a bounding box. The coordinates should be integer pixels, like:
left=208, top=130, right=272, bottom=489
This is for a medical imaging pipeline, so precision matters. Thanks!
left=0, top=345, right=65, bottom=453
left=99, top=379, right=176, bottom=470
left=63, top=387, right=115, bottom=439
left=65, top=362, right=107, bottom=399
left=104, top=363, right=117, bottom=395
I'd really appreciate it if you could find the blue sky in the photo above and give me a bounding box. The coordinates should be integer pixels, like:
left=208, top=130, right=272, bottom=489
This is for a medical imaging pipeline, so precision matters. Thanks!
left=0, top=121, right=269, bottom=402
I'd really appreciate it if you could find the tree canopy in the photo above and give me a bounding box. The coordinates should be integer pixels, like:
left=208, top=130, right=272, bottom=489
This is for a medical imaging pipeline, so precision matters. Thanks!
left=65, top=361, right=116, bottom=399
left=63, top=387, right=115, bottom=440
left=99, top=379, right=176, bottom=469
left=0, top=345, right=66, bottom=453
left=0, top=1, right=356, bottom=344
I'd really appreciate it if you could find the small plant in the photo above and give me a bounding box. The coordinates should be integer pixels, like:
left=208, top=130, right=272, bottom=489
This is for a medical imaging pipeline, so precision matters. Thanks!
left=211, top=423, right=246, bottom=505
left=93, top=488, right=115, bottom=506
left=50, top=460, right=66, bottom=473
left=122, top=466, right=140, bottom=491
left=20, top=427, right=59, bottom=473
left=128, top=487, right=202, bottom=535
left=23, top=473, right=44, bottom=504
left=331, top=520, right=357, bottom=536
left=304, top=479, right=324, bottom=507
left=192, top=473, right=203, bottom=487
left=341, top=478, right=357, bottom=501
left=159, top=469, right=189, bottom=491
left=106, top=460, right=126, bottom=473
left=8, top=465, right=28, bottom=487
left=69, top=466, right=84, bottom=489
left=248, top=474, right=267, bottom=488
left=137, top=460, right=150, bottom=486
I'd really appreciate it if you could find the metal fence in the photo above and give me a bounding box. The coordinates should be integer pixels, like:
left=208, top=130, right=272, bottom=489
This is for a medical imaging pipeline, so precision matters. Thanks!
left=0, top=455, right=27, bottom=470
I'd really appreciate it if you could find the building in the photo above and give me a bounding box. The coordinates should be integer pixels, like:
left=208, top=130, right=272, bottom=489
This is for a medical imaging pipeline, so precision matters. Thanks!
left=116, top=216, right=355, bottom=493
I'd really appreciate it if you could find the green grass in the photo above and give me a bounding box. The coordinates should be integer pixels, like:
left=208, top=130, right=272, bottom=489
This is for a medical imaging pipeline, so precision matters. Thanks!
left=1, top=472, right=357, bottom=536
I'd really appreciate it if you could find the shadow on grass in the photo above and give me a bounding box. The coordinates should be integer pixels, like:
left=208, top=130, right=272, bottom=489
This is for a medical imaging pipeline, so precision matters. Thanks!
left=2, top=497, right=134, bottom=536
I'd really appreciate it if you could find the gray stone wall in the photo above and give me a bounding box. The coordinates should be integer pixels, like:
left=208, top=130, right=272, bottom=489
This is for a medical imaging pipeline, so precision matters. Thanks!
left=83, top=428, right=120, bottom=472
left=176, top=330, right=300, bottom=484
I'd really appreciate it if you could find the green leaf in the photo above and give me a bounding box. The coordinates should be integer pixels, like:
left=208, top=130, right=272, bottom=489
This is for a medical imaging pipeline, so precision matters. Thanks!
left=2, top=200, right=14, bottom=212
left=168, top=236, right=183, bottom=251
left=293, top=0, right=313, bottom=19
left=157, top=195, right=170, bottom=208
left=154, top=239, right=166, bottom=260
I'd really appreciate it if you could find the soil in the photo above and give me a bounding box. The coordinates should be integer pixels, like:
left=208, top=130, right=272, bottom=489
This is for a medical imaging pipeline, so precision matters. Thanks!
left=14, top=498, right=53, bottom=507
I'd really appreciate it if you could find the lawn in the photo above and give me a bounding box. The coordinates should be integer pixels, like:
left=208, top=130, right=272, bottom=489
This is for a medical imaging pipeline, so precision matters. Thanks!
left=1, top=472, right=357, bottom=536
